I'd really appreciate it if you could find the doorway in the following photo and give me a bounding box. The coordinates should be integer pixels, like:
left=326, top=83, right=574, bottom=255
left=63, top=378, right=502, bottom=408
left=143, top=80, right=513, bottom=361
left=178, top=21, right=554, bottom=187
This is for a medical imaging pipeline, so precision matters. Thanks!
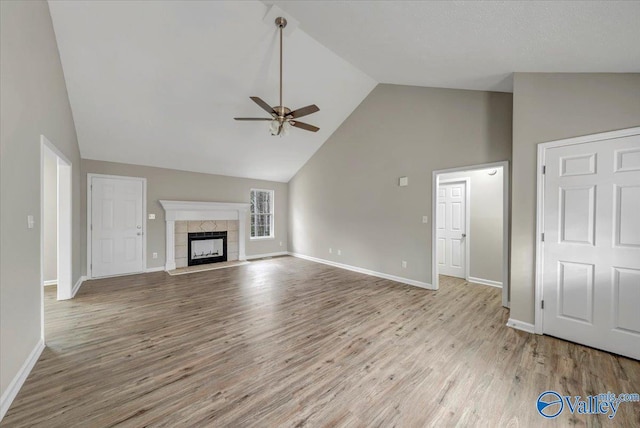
left=41, top=135, right=72, bottom=304
left=436, top=179, right=468, bottom=279
left=87, top=174, right=146, bottom=278
left=535, top=127, right=640, bottom=360
left=432, top=161, right=510, bottom=308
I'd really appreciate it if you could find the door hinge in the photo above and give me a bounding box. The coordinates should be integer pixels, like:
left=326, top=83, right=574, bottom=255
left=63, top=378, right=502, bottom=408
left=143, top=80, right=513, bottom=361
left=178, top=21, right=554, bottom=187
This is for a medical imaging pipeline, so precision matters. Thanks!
left=542, top=165, right=546, bottom=174
left=541, top=232, right=544, bottom=242
left=541, top=300, right=545, bottom=309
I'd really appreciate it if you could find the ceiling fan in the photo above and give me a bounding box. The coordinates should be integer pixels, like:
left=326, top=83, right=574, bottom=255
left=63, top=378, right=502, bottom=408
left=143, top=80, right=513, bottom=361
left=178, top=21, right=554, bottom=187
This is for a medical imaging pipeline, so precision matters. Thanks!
left=234, top=17, right=320, bottom=136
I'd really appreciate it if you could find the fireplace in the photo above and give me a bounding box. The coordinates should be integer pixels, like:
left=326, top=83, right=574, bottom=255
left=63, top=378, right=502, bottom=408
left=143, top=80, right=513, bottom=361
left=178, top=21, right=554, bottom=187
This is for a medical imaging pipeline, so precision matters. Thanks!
left=159, top=200, right=249, bottom=271
left=188, top=231, right=227, bottom=266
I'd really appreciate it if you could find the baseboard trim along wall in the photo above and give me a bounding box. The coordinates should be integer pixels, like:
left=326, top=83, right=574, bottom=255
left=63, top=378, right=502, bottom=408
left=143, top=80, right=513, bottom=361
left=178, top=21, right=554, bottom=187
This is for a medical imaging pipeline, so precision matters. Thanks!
left=43, top=280, right=57, bottom=286
left=467, top=276, right=502, bottom=288
left=0, top=339, right=45, bottom=421
left=145, top=266, right=165, bottom=273
left=71, top=276, right=86, bottom=298
left=246, top=252, right=289, bottom=260
left=506, top=318, right=535, bottom=334
left=288, top=252, right=435, bottom=290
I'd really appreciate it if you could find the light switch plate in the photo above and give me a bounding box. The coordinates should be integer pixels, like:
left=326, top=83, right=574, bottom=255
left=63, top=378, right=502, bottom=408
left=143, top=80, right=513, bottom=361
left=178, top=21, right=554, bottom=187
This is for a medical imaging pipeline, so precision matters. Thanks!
left=399, top=176, right=409, bottom=187
left=422, top=216, right=429, bottom=223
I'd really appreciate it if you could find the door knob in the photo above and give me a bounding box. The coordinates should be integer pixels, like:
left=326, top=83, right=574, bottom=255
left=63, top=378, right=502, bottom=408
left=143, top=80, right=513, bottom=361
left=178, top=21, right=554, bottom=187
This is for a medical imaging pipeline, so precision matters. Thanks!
left=137, top=225, right=142, bottom=229
left=137, top=232, right=142, bottom=236
left=462, top=234, right=466, bottom=238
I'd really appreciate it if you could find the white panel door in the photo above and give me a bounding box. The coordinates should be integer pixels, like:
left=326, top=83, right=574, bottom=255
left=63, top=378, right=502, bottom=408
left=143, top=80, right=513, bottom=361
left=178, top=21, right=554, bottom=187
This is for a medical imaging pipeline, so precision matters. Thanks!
left=91, top=177, right=144, bottom=278
left=437, top=182, right=467, bottom=278
left=543, top=134, right=640, bottom=360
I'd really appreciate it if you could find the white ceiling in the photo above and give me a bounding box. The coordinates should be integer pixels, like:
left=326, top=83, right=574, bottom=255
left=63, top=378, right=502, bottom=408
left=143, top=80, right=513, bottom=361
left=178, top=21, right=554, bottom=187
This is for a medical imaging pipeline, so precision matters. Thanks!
left=49, top=1, right=640, bottom=182
left=48, top=1, right=376, bottom=182
left=270, top=0, right=640, bottom=92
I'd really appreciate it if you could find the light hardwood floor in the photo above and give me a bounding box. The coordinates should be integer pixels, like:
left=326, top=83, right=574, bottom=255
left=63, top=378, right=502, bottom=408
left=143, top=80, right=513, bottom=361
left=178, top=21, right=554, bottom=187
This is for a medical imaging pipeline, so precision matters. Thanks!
left=3, top=257, right=639, bottom=427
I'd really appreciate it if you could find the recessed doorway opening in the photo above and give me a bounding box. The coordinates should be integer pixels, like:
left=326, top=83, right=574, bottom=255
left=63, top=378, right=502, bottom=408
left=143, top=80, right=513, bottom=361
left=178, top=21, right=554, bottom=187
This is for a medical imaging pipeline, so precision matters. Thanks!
left=41, top=135, right=73, bottom=311
left=432, top=161, right=510, bottom=308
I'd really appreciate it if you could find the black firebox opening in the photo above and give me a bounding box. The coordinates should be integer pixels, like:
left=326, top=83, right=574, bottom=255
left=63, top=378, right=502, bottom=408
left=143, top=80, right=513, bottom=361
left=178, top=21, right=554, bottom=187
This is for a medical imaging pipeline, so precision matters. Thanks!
left=187, top=231, right=227, bottom=266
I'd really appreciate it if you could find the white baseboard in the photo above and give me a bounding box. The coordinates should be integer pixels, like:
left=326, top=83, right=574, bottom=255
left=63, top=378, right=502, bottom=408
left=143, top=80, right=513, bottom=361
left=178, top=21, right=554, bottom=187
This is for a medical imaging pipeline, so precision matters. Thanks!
left=468, top=276, right=502, bottom=288
left=0, top=338, right=45, bottom=421
left=246, top=251, right=289, bottom=260
left=43, top=280, right=57, bottom=286
left=71, top=276, right=86, bottom=298
left=145, top=266, right=165, bottom=273
left=288, top=252, right=434, bottom=290
left=506, top=318, right=535, bottom=334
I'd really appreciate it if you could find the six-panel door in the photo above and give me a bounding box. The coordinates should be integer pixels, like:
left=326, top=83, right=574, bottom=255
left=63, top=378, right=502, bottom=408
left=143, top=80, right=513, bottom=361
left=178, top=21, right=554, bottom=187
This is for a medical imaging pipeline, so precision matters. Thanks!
left=543, top=134, right=640, bottom=360
left=91, top=177, right=144, bottom=278
left=437, top=182, right=467, bottom=279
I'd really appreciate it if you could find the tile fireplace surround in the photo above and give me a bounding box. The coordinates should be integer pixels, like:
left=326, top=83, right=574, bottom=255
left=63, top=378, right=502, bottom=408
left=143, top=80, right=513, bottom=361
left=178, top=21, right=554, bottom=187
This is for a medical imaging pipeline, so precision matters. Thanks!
left=176, top=221, right=238, bottom=268
left=159, top=200, right=250, bottom=271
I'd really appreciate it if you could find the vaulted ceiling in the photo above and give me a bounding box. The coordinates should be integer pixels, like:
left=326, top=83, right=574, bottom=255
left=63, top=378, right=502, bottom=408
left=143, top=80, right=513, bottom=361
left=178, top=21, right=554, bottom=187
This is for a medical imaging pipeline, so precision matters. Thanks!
left=49, top=1, right=640, bottom=182
left=270, top=0, right=640, bottom=92
left=48, top=1, right=376, bottom=182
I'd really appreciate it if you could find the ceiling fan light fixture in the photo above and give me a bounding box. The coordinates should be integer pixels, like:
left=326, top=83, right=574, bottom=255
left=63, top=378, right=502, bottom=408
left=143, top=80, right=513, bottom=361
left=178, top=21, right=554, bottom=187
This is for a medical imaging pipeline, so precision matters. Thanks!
left=269, top=120, right=280, bottom=136
left=282, top=120, right=291, bottom=136
left=234, top=17, right=320, bottom=136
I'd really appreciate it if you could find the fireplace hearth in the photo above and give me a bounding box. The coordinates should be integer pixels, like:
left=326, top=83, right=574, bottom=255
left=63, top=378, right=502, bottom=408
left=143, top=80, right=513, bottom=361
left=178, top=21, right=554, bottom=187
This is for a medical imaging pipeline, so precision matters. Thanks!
left=188, top=231, right=227, bottom=266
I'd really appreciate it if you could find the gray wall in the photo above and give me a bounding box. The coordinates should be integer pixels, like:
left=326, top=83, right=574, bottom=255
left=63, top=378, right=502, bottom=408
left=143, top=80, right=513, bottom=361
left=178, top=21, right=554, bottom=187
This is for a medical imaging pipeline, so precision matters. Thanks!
left=0, top=0, right=82, bottom=397
left=288, top=84, right=512, bottom=284
left=44, top=150, right=58, bottom=282
left=81, top=160, right=288, bottom=273
left=439, top=167, right=504, bottom=284
left=511, top=73, right=640, bottom=324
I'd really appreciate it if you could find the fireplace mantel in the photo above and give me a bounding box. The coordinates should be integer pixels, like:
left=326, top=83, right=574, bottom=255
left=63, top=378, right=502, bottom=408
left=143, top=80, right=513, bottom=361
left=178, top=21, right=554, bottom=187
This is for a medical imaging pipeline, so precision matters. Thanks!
left=159, top=200, right=250, bottom=270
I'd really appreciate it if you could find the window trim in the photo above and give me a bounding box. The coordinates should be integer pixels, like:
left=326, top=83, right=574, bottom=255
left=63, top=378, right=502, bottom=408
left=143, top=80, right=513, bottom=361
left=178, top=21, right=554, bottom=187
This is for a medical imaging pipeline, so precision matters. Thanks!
left=250, top=188, right=275, bottom=240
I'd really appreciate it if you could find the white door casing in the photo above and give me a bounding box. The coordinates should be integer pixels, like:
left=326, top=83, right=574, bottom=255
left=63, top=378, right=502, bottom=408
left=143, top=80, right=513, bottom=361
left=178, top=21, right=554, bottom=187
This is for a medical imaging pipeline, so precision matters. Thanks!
left=437, top=181, right=467, bottom=279
left=432, top=161, right=509, bottom=308
left=90, top=175, right=145, bottom=278
left=539, top=129, right=640, bottom=360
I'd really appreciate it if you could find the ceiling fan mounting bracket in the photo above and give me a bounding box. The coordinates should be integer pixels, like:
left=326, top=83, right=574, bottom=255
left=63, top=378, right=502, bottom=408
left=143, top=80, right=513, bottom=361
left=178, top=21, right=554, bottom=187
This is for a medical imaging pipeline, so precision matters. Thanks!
left=275, top=17, right=287, bottom=29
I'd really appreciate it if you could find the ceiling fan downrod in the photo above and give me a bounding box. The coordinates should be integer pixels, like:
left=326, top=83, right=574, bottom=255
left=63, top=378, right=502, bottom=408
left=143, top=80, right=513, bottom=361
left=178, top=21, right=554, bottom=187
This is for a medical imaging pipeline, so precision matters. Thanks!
left=275, top=17, right=287, bottom=116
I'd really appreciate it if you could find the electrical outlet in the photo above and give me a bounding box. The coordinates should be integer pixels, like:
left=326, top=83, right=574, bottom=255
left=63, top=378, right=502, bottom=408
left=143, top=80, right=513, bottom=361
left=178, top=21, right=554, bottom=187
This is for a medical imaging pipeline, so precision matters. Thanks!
left=152, top=252, right=158, bottom=259
left=337, top=249, right=342, bottom=256
left=402, top=261, right=407, bottom=268
left=27, top=215, right=34, bottom=229
left=148, top=213, right=156, bottom=220
left=329, top=248, right=332, bottom=254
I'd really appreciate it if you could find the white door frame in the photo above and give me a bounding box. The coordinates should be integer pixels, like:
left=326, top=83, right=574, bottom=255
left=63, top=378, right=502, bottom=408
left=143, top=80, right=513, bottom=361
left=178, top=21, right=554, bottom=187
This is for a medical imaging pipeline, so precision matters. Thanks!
left=437, top=178, right=471, bottom=281
left=432, top=160, right=510, bottom=308
left=534, top=126, right=640, bottom=335
left=40, top=135, right=73, bottom=344
left=87, top=173, right=147, bottom=279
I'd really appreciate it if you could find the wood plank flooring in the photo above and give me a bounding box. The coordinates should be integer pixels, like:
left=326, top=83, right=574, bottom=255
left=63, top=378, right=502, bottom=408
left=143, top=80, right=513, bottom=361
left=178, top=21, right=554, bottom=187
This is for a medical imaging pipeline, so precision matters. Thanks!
left=2, top=257, right=639, bottom=427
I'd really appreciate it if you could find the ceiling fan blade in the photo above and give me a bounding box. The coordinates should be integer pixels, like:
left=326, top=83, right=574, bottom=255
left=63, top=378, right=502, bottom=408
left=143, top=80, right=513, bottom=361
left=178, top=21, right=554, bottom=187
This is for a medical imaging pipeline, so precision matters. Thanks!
left=234, top=118, right=272, bottom=121
left=291, top=121, right=319, bottom=132
left=250, top=97, right=276, bottom=116
left=288, top=104, right=319, bottom=119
